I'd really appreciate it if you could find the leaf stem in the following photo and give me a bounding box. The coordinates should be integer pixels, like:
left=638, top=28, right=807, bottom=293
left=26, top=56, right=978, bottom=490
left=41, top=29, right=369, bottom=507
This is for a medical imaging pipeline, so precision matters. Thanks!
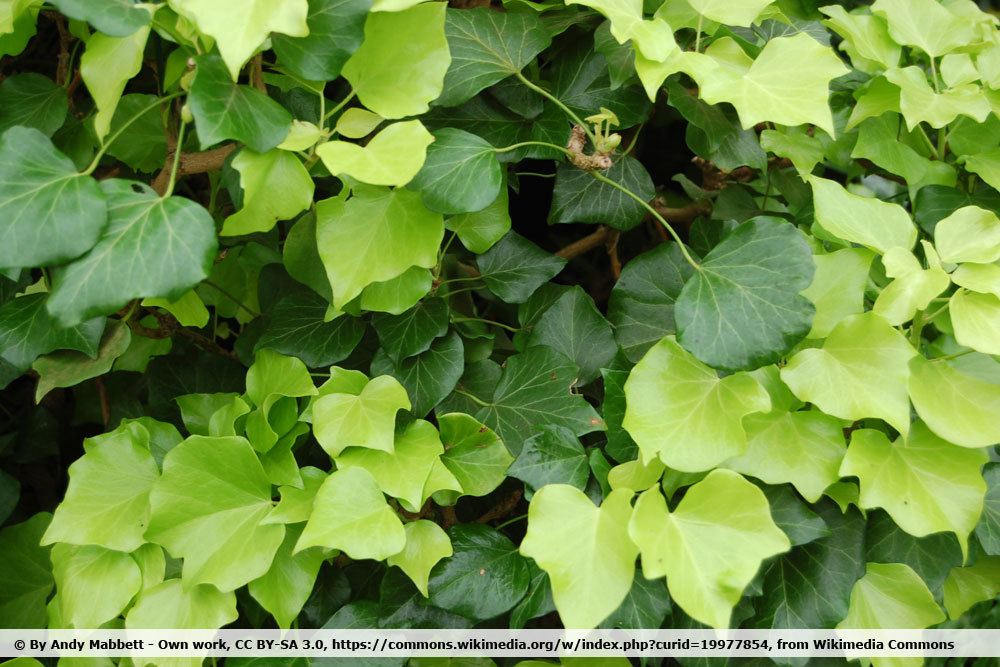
left=323, top=89, right=355, bottom=123
left=695, top=14, right=704, bottom=53
left=514, top=70, right=597, bottom=145
left=453, top=388, right=491, bottom=408
left=923, top=298, right=951, bottom=324
left=84, top=92, right=184, bottom=175
left=494, top=140, right=574, bottom=158
left=588, top=170, right=701, bottom=270
left=163, top=119, right=187, bottom=198
left=933, top=348, right=975, bottom=362
left=496, top=513, right=528, bottom=530
left=451, top=316, right=520, bottom=333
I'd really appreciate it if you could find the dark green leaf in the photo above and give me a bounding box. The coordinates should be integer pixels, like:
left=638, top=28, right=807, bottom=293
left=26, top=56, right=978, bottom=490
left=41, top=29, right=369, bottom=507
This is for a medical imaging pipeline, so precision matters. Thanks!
left=550, top=41, right=651, bottom=129
left=977, top=463, right=1000, bottom=555
left=372, top=298, right=449, bottom=363
left=509, top=561, right=554, bottom=629
left=105, top=94, right=168, bottom=173
left=0, top=294, right=105, bottom=371
left=865, top=510, right=963, bottom=596
left=0, top=513, right=53, bottom=628
left=49, top=0, right=151, bottom=36
left=600, top=569, right=671, bottom=630
left=409, top=128, right=502, bottom=214
left=33, top=320, right=131, bottom=401
left=600, top=368, right=638, bottom=463
left=371, top=331, right=464, bottom=417
left=428, top=524, right=530, bottom=620
left=761, top=485, right=830, bottom=547
left=676, top=217, right=816, bottom=371
left=913, top=184, right=1000, bottom=235
left=549, top=155, right=655, bottom=231
left=0, top=73, right=67, bottom=136
left=379, top=568, right=473, bottom=629
left=283, top=212, right=333, bottom=301
left=255, top=292, right=365, bottom=368
left=0, top=469, right=19, bottom=525
left=594, top=22, right=635, bottom=90
left=525, top=286, right=615, bottom=384
left=272, top=0, right=371, bottom=81
left=488, top=77, right=543, bottom=118
left=476, top=232, right=566, bottom=304
left=508, top=424, right=589, bottom=492
left=189, top=55, right=292, bottom=153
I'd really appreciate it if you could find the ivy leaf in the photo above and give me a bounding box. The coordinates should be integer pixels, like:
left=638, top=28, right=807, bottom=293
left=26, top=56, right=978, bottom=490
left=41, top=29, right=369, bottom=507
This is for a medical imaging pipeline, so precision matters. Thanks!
left=125, top=578, right=237, bottom=629
left=48, top=0, right=151, bottom=36
left=248, top=525, right=324, bottom=629
left=521, top=486, right=637, bottom=629
left=170, top=0, right=309, bottom=79
left=761, top=485, right=830, bottom=548
left=871, top=0, right=974, bottom=58
left=256, top=292, right=365, bottom=369
left=0, top=513, right=54, bottom=628
left=264, top=466, right=327, bottom=525
left=908, top=355, right=1000, bottom=449
left=436, top=7, right=552, bottom=107
left=145, top=435, right=286, bottom=592
left=47, top=180, right=218, bottom=326
left=886, top=66, right=990, bottom=130
left=781, top=313, right=917, bottom=436
left=316, top=120, right=434, bottom=187
left=41, top=421, right=159, bottom=552
left=933, top=206, right=1000, bottom=264
left=446, top=185, right=511, bottom=254
left=0, top=127, right=107, bottom=270
left=476, top=232, right=566, bottom=304
left=316, top=186, right=444, bottom=310
left=978, top=464, right=1000, bottom=555
left=373, top=298, right=449, bottom=363
left=951, top=289, right=1000, bottom=356
left=689, top=0, right=774, bottom=27
left=802, top=248, right=876, bottom=339
left=436, top=413, right=513, bottom=499
left=549, top=156, right=655, bottom=231
left=80, top=22, right=151, bottom=140
left=866, top=510, right=962, bottom=598
left=387, top=521, right=452, bottom=598
left=428, top=524, right=530, bottom=620
left=341, top=2, right=450, bottom=119
left=271, top=0, right=371, bottom=81
left=409, top=128, right=503, bottom=215
left=819, top=5, right=899, bottom=73
left=105, top=94, right=169, bottom=173
left=837, top=562, right=945, bottom=630
left=221, top=149, right=314, bottom=236
left=371, top=331, right=464, bottom=417
left=551, top=42, right=651, bottom=129
left=312, top=373, right=411, bottom=457
left=623, top=336, right=771, bottom=472
left=246, top=348, right=317, bottom=407
left=600, top=569, right=672, bottom=630
left=943, top=557, right=1000, bottom=620
left=609, top=243, right=694, bottom=363
left=189, top=55, right=293, bottom=153
left=360, top=266, right=434, bottom=315
left=841, top=424, right=989, bottom=556
left=0, top=73, right=67, bottom=136
left=508, top=425, right=590, bottom=492
left=630, top=470, right=790, bottom=629
left=566, top=0, right=675, bottom=61
left=32, top=320, right=131, bottom=401
left=0, top=294, right=105, bottom=371
left=50, top=543, right=141, bottom=628
left=526, top=287, right=615, bottom=386
left=808, top=175, right=917, bottom=254
left=675, top=217, right=816, bottom=372
left=295, top=467, right=406, bottom=560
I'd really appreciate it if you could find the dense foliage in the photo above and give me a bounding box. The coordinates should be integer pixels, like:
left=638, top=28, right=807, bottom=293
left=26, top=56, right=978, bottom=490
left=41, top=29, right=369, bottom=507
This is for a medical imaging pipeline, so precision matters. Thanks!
left=0, top=0, right=999, bottom=665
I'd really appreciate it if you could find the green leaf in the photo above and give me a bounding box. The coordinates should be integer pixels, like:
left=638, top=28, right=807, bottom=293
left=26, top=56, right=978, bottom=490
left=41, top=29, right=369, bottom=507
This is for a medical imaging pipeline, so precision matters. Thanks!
left=676, top=216, right=815, bottom=372
left=0, top=127, right=107, bottom=270
left=801, top=247, right=875, bottom=339
left=341, top=2, right=450, bottom=119
left=952, top=262, right=1000, bottom=298
left=629, top=470, right=790, bottom=628
left=951, top=289, right=1000, bottom=356
left=841, top=423, right=989, bottom=555
left=409, top=128, right=502, bottom=215
left=316, top=186, right=444, bottom=310
left=271, top=0, right=371, bottom=81
left=264, top=466, right=327, bottom=525
left=476, top=232, right=566, bottom=304
left=125, top=578, right=237, bottom=629
left=872, top=246, right=949, bottom=326
left=943, top=557, right=1000, bottom=619
left=871, top=0, right=975, bottom=58
left=247, top=348, right=317, bottom=406
left=600, top=569, right=672, bottom=630
left=256, top=293, right=365, bottom=369
left=962, top=151, right=1000, bottom=195
left=388, top=520, right=453, bottom=597
left=42, top=421, right=159, bottom=552
left=781, top=312, right=917, bottom=435
left=105, top=94, right=168, bottom=173
left=689, top=0, right=774, bottom=26
left=436, top=7, right=552, bottom=107
left=549, top=156, right=654, bottom=231
left=566, top=0, right=675, bottom=60
left=50, top=543, right=141, bottom=628
left=428, top=524, right=530, bottom=620
left=837, top=562, right=945, bottom=629
left=47, top=180, right=217, bottom=326
left=520, top=486, right=638, bottom=629
left=885, top=66, right=990, bottom=130
left=312, top=373, right=410, bottom=457
left=0, top=294, right=104, bottom=371
left=761, top=485, right=830, bottom=547
left=508, top=425, right=590, bottom=492
left=866, top=510, right=962, bottom=598
left=0, top=0, right=42, bottom=59
left=624, top=336, right=770, bottom=472
left=317, top=120, right=434, bottom=187
left=80, top=22, right=150, bottom=140
left=146, top=435, right=286, bottom=591
left=32, top=320, right=131, bottom=401
left=0, top=73, right=67, bottom=136
left=725, top=410, right=846, bottom=503
left=360, top=267, right=434, bottom=315
left=49, top=0, right=151, bottom=36
left=978, top=464, right=1000, bottom=555
left=221, top=149, right=314, bottom=236
left=525, top=286, right=615, bottom=385
left=373, top=298, right=449, bottom=363
left=248, top=524, right=324, bottom=629
left=933, top=205, right=1000, bottom=264
left=908, top=355, right=1000, bottom=449
left=171, top=0, right=309, bottom=79
left=436, top=413, right=513, bottom=499
left=609, top=243, right=694, bottom=363
left=335, top=107, right=384, bottom=139
left=371, top=330, right=464, bottom=417
left=0, top=513, right=53, bottom=628
left=819, top=5, right=900, bottom=72
left=446, top=185, right=511, bottom=254
left=551, top=42, right=651, bottom=129
left=189, top=55, right=293, bottom=153
left=295, top=466, right=406, bottom=560
left=808, top=175, right=917, bottom=254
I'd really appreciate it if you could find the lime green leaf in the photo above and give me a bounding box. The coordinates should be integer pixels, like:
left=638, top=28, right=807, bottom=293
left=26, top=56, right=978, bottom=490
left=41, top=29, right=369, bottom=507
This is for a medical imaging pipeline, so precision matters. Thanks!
left=316, top=186, right=444, bottom=310
left=0, top=73, right=67, bottom=136
left=564, top=0, right=675, bottom=60
left=264, top=466, right=327, bottom=525
left=409, top=128, right=502, bottom=214
left=476, top=232, right=566, bottom=304
left=819, top=5, right=900, bottom=72
left=50, top=543, right=140, bottom=628
left=32, top=320, right=131, bottom=401
left=0, top=513, right=53, bottom=628
left=607, top=457, right=664, bottom=493
left=624, top=336, right=770, bottom=472
left=278, top=120, right=323, bottom=152
left=841, top=424, right=988, bottom=554
left=49, top=0, right=150, bottom=36
left=335, top=107, right=384, bottom=139
left=80, top=21, right=151, bottom=140
left=189, top=55, right=293, bottom=152
left=42, top=421, right=158, bottom=552
left=944, top=557, right=1000, bottom=619
left=436, top=413, right=513, bottom=499
left=248, top=524, right=324, bottom=629
left=360, top=266, right=434, bottom=315
left=689, top=0, right=773, bottom=26
left=808, top=175, right=917, bottom=254
left=759, top=127, right=825, bottom=175
left=781, top=313, right=916, bottom=435
left=146, top=435, right=285, bottom=591
left=509, top=425, right=590, bottom=492
left=388, top=520, right=452, bottom=597
left=676, top=217, right=816, bottom=371
left=852, top=115, right=957, bottom=193
left=951, top=289, right=1000, bottom=355
left=295, top=466, right=406, bottom=560
left=837, top=562, right=945, bottom=629
left=372, top=297, right=448, bottom=363
left=951, top=262, right=1000, bottom=298
left=963, top=150, right=1000, bottom=194
left=933, top=206, right=1000, bottom=264
left=871, top=0, right=975, bottom=58
left=271, top=0, right=370, bottom=81
left=725, top=410, right=846, bottom=503
left=549, top=156, right=655, bottom=231
left=885, top=66, right=990, bottom=130
left=872, top=246, right=949, bottom=326
left=0, top=0, right=42, bottom=58
left=0, top=294, right=105, bottom=371
left=221, top=149, right=314, bottom=236
left=847, top=76, right=901, bottom=130
left=143, top=290, right=209, bottom=328
left=47, top=180, right=217, bottom=326
left=170, top=0, right=309, bottom=79
left=909, top=354, right=1000, bottom=448
left=525, top=286, right=616, bottom=385
left=317, top=120, right=434, bottom=187
left=125, top=578, right=237, bottom=629
left=801, top=248, right=875, bottom=338
left=628, top=470, right=790, bottom=628
left=312, top=373, right=410, bottom=457
left=0, top=127, right=107, bottom=270
left=256, top=292, right=365, bottom=368
left=341, top=2, right=449, bottom=119
left=521, top=486, right=638, bottom=629
left=246, top=348, right=317, bottom=406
